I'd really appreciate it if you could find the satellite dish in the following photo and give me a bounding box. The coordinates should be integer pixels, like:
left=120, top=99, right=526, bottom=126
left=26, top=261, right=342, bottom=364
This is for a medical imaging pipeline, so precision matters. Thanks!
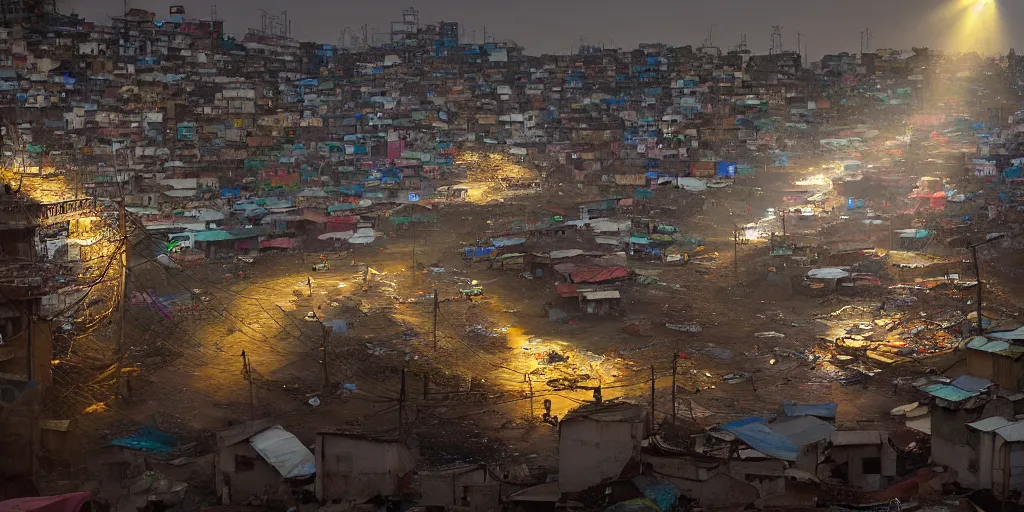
left=439, top=111, right=449, bottom=121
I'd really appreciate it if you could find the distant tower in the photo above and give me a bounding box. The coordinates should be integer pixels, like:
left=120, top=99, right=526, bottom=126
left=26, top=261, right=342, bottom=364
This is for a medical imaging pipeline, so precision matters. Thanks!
left=390, top=7, right=419, bottom=43
left=770, top=25, right=783, bottom=55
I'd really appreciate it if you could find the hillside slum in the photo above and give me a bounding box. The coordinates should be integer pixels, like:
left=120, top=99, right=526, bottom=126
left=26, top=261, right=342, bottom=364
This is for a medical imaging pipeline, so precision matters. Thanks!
left=3, top=4, right=1024, bottom=512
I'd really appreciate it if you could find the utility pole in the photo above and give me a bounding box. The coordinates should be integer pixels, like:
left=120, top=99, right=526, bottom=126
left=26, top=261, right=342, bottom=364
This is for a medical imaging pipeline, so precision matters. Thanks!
left=733, top=227, right=739, bottom=280
left=650, top=365, right=655, bottom=425
left=320, top=324, right=330, bottom=393
left=671, top=353, right=678, bottom=424
left=115, top=199, right=128, bottom=398
left=781, top=211, right=787, bottom=239
left=241, top=350, right=254, bottom=426
left=527, top=373, right=534, bottom=419
left=399, top=367, right=407, bottom=434
left=432, top=288, right=439, bottom=350
left=970, top=234, right=1006, bottom=334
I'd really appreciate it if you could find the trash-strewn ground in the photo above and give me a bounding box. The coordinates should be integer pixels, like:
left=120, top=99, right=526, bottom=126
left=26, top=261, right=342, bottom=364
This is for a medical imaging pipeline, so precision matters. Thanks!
left=49, top=151, right=995, bottom=484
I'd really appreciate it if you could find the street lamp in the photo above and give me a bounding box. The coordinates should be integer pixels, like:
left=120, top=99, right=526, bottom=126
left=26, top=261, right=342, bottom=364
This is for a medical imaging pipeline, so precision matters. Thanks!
left=970, top=234, right=1006, bottom=334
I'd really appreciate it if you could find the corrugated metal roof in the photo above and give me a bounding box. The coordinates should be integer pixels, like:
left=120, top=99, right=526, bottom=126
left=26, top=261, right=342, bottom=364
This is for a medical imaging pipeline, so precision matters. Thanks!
left=965, top=337, right=1024, bottom=360
left=996, top=421, right=1024, bottom=442
left=919, top=383, right=979, bottom=403
left=555, top=283, right=579, bottom=298
left=769, top=416, right=836, bottom=447
left=951, top=374, right=993, bottom=393
left=830, top=430, right=882, bottom=446
left=569, top=266, right=630, bottom=283
left=783, top=402, right=838, bottom=419
left=967, top=416, right=1014, bottom=432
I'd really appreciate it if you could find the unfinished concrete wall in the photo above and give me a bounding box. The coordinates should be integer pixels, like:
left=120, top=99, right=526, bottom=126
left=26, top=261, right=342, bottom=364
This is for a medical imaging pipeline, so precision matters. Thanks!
left=315, top=434, right=415, bottom=502
left=558, top=417, right=642, bottom=493
left=216, top=443, right=282, bottom=505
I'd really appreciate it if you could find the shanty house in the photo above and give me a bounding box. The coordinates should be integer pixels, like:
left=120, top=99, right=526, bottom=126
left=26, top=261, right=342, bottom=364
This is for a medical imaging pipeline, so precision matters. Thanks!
left=554, top=283, right=622, bottom=316
left=823, top=430, right=895, bottom=491
left=558, top=401, right=647, bottom=493
left=215, top=420, right=315, bottom=505
left=419, top=464, right=503, bottom=511
left=314, top=432, right=416, bottom=503
left=919, top=374, right=993, bottom=486
left=965, top=336, right=1024, bottom=393
left=965, top=416, right=1024, bottom=497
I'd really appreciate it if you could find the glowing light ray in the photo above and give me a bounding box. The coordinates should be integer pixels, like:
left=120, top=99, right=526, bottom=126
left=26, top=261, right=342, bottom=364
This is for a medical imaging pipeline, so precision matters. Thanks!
left=926, top=0, right=1006, bottom=54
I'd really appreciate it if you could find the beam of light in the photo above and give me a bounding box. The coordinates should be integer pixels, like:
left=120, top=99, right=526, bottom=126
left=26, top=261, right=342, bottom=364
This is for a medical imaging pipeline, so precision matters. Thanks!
left=925, top=0, right=1007, bottom=55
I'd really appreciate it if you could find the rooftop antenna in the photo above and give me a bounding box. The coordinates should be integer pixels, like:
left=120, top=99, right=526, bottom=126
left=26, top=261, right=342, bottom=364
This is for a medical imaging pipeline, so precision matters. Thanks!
left=770, top=25, right=783, bottom=55
left=866, top=28, right=872, bottom=53
left=698, top=23, right=721, bottom=56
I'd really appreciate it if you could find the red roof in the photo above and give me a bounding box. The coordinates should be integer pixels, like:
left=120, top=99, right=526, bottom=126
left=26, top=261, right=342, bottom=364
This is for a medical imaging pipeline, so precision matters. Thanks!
left=0, top=493, right=91, bottom=512
left=555, top=283, right=579, bottom=297
left=569, top=266, right=630, bottom=283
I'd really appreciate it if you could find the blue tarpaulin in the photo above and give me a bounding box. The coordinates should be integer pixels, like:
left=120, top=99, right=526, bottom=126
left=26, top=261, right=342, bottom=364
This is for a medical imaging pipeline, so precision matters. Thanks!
left=220, top=188, right=241, bottom=198
left=721, top=417, right=799, bottom=461
left=464, top=247, right=496, bottom=259
left=111, top=427, right=177, bottom=454
left=716, top=161, right=737, bottom=178
left=783, top=402, right=838, bottom=419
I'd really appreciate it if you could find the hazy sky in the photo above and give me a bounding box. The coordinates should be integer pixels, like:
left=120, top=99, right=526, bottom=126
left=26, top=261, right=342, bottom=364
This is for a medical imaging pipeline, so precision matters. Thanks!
left=75, top=0, right=1024, bottom=58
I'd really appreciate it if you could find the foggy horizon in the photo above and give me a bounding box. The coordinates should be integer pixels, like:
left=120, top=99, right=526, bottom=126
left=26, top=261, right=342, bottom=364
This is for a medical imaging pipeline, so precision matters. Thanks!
left=75, top=0, right=1024, bottom=58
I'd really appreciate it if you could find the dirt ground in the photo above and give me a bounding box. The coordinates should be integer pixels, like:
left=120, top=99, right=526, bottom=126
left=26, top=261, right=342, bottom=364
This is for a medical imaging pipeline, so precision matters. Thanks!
left=54, top=151, right=988, bottom=482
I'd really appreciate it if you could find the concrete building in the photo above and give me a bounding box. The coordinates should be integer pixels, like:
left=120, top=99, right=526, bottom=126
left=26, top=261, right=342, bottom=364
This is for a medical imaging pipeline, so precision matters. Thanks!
left=214, top=420, right=314, bottom=505
left=313, top=431, right=416, bottom=503
left=823, top=430, right=895, bottom=491
left=557, top=401, right=647, bottom=493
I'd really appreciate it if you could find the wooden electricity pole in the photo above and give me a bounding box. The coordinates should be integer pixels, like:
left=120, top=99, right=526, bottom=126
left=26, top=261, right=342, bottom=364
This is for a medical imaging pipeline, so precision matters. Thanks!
left=115, top=199, right=128, bottom=398
left=432, top=288, right=439, bottom=350
left=650, top=365, right=656, bottom=425
left=527, top=373, right=534, bottom=419
left=241, top=350, right=254, bottom=426
left=320, top=324, right=330, bottom=393
left=733, top=227, right=739, bottom=280
left=671, top=353, right=678, bottom=424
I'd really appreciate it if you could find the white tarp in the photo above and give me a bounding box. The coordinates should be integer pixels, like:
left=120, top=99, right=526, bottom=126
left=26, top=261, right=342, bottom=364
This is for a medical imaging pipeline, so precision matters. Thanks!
left=317, top=231, right=354, bottom=240
left=806, top=268, right=850, bottom=279
left=249, top=425, right=315, bottom=478
left=677, top=177, right=707, bottom=191
left=349, top=227, right=377, bottom=245
left=156, top=254, right=181, bottom=269
left=589, top=220, right=629, bottom=233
